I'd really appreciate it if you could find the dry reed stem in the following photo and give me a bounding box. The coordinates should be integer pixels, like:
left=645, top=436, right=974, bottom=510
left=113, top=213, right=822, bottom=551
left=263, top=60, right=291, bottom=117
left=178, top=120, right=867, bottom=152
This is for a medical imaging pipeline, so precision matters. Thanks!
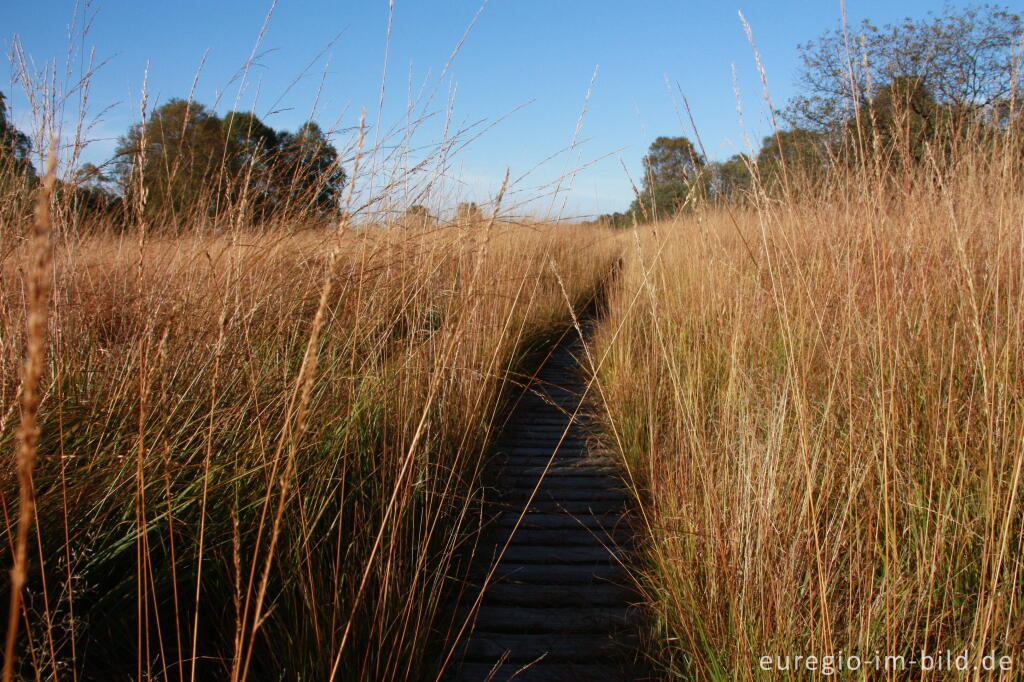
left=3, top=140, right=56, bottom=682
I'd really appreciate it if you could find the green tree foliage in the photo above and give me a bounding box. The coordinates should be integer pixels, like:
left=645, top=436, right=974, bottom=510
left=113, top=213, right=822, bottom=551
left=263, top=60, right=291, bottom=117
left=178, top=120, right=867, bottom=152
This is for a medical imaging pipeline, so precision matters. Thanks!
left=2, top=92, right=123, bottom=229
left=756, top=128, right=829, bottom=190
left=757, top=129, right=825, bottom=169
left=787, top=4, right=1023, bottom=132
left=66, top=162, right=119, bottom=218
left=595, top=136, right=712, bottom=226
left=710, top=154, right=754, bottom=204
left=597, top=212, right=632, bottom=229
left=114, top=98, right=228, bottom=222
left=641, top=136, right=705, bottom=190
left=0, top=91, right=34, bottom=179
left=613, top=136, right=708, bottom=223
left=0, top=91, right=38, bottom=238
left=273, top=122, right=345, bottom=217
left=223, top=110, right=279, bottom=160
left=599, top=4, right=1023, bottom=222
left=114, top=99, right=345, bottom=226
left=861, top=76, right=953, bottom=164
left=627, top=181, right=693, bottom=222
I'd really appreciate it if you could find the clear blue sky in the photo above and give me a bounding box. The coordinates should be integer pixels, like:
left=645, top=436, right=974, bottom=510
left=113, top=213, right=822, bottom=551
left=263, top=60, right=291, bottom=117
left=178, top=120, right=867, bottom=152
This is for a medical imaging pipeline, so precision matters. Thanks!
left=1, top=0, right=985, bottom=217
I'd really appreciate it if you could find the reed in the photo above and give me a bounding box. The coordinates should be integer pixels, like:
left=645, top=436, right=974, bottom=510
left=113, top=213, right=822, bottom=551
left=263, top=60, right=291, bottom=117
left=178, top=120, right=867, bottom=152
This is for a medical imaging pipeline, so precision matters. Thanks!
left=592, top=111, right=1024, bottom=679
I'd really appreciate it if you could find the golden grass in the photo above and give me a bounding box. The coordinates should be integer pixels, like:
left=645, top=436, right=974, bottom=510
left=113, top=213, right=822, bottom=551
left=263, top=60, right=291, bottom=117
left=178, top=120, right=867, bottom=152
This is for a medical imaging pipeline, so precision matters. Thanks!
left=3, top=141, right=56, bottom=682
left=4, top=15, right=1023, bottom=678
left=0, top=213, right=620, bottom=679
left=593, top=130, right=1024, bottom=679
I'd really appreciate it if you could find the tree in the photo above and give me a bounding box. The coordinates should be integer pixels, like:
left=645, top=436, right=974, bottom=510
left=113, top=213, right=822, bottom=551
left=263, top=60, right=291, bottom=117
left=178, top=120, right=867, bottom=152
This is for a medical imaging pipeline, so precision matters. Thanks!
left=641, top=136, right=705, bottom=190
left=273, top=122, right=346, bottom=217
left=710, top=154, right=753, bottom=203
left=404, top=204, right=434, bottom=228
left=615, top=136, right=710, bottom=223
left=862, top=76, right=953, bottom=163
left=67, top=162, right=119, bottom=219
left=456, top=201, right=483, bottom=223
left=222, top=114, right=346, bottom=220
left=113, top=98, right=228, bottom=223
left=0, top=91, right=37, bottom=237
left=0, top=91, right=34, bottom=178
left=756, top=128, right=828, bottom=186
left=221, top=111, right=281, bottom=220
left=223, top=110, right=279, bottom=160
left=627, top=181, right=693, bottom=222
left=113, top=100, right=345, bottom=226
left=596, top=212, right=632, bottom=229
left=787, top=4, right=1024, bottom=132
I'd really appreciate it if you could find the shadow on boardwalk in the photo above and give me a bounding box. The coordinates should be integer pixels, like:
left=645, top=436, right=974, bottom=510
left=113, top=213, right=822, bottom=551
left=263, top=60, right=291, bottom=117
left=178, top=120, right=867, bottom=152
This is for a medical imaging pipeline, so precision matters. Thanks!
left=439, top=325, right=653, bottom=682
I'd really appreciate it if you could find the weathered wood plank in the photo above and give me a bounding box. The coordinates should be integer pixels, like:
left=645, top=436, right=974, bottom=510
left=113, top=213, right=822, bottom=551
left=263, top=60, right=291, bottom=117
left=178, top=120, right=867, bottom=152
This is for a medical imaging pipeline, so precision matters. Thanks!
left=502, top=464, right=622, bottom=477
left=504, top=527, right=630, bottom=547
left=461, top=632, right=635, bottom=663
left=473, top=582, right=637, bottom=608
left=499, top=544, right=626, bottom=564
left=471, top=605, right=639, bottom=633
left=451, top=662, right=645, bottom=682
left=494, top=512, right=631, bottom=530
left=443, top=333, right=647, bottom=681
left=500, top=487, right=628, bottom=502
left=489, top=561, right=628, bottom=584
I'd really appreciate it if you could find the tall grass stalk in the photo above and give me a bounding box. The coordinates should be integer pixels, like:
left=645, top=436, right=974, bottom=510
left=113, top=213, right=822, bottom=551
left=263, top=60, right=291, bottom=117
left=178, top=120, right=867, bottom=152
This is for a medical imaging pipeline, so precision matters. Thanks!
left=594, top=111, right=1024, bottom=679
left=0, top=53, right=620, bottom=679
left=3, top=140, right=56, bottom=682
left=1, top=213, right=619, bottom=679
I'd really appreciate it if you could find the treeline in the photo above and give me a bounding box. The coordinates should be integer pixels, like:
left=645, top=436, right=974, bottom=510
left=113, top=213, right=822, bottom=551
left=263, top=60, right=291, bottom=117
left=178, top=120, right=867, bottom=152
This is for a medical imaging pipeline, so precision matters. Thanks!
left=600, top=3, right=1024, bottom=226
left=1, top=95, right=346, bottom=234
left=0, top=92, right=38, bottom=227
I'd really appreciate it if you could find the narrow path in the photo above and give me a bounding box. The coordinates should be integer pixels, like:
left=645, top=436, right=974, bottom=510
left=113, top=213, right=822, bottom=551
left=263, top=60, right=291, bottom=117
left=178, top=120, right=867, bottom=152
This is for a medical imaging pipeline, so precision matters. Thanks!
left=444, top=329, right=649, bottom=681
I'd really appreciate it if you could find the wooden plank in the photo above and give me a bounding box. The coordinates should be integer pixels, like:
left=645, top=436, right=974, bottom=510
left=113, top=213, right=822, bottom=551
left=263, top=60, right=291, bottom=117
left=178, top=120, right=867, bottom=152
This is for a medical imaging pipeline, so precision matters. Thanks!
left=496, top=448, right=608, bottom=459
left=496, top=436, right=589, bottom=446
left=474, top=582, right=636, bottom=608
left=499, top=457, right=619, bottom=470
left=505, top=527, right=630, bottom=547
left=495, top=446, right=588, bottom=456
left=450, top=662, right=644, bottom=682
left=504, top=424, right=585, bottom=433
left=509, top=413, right=589, bottom=422
left=492, top=498, right=630, bottom=514
left=448, top=336, right=649, bottom=682
left=461, top=632, right=634, bottom=663
left=503, top=473, right=620, bottom=486
left=490, top=562, right=628, bottom=584
left=494, top=512, right=630, bottom=530
left=502, top=477, right=622, bottom=489
left=499, top=545, right=624, bottom=564
left=501, top=485, right=627, bottom=501
left=502, top=465, right=621, bottom=477
left=471, top=605, right=638, bottom=633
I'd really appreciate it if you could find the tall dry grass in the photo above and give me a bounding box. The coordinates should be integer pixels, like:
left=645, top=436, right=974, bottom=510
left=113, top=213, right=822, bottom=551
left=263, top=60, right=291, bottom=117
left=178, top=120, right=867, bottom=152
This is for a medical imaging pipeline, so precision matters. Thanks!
left=0, top=62, right=624, bottom=675
left=0, top=11, right=632, bottom=675
left=0, top=217, right=619, bottom=680
left=593, top=119, right=1024, bottom=678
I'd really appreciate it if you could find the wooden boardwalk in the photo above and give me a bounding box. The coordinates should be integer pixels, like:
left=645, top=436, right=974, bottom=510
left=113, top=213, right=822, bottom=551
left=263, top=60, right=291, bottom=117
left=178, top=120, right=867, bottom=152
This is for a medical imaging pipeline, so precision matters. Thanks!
left=443, top=331, right=650, bottom=681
